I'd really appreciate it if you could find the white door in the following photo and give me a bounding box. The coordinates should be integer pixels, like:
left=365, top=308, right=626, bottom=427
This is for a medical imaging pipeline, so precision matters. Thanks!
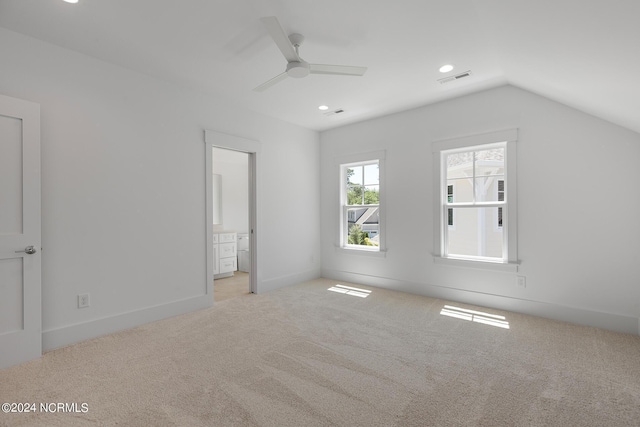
left=0, top=94, right=41, bottom=370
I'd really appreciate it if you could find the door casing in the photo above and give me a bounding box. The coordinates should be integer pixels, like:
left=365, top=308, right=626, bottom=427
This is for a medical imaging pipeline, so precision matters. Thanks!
left=204, top=130, right=260, bottom=295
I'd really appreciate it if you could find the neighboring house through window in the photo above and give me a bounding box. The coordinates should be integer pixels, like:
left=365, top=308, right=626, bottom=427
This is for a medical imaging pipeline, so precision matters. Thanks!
left=432, top=130, right=518, bottom=270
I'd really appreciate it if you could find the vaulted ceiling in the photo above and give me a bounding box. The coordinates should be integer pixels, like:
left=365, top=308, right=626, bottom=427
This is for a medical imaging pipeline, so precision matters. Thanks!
left=1, top=0, right=639, bottom=133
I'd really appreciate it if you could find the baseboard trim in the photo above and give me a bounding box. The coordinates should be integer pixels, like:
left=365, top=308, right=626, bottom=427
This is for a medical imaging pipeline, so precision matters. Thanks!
left=42, top=294, right=213, bottom=352
left=259, top=268, right=321, bottom=294
left=322, top=269, right=639, bottom=336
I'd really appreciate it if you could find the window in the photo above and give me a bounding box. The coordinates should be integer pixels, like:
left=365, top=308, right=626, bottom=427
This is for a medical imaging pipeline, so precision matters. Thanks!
left=338, top=151, right=385, bottom=253
left=345, top=162, right=379, bottom=248
left=432, top=130, right=517, bottom=270
left=497, top=179, right=504, bottom=228
left=447, top=185, right=454, bottom=227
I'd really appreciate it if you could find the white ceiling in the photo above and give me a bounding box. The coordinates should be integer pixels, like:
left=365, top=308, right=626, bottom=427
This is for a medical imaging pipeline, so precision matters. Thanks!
left=1, top=0, right=639, bottom=133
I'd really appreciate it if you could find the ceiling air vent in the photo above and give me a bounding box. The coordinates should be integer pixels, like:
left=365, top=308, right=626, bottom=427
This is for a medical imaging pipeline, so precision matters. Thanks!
left=438, top=70, right=472, bottom=84
left=324, top=108, right=345, bottom=117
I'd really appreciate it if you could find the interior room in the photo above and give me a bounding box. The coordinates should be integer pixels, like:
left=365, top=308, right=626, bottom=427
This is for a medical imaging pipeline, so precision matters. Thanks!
left=212, top=147, right=251, bottom=301
left=0, top=0, right=639, bottom=425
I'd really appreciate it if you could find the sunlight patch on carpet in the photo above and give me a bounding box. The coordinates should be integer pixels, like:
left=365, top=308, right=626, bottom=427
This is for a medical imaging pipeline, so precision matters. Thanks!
left=328, top=284, right=372, bottom=298
left=440, top=305, right=510, bottom=329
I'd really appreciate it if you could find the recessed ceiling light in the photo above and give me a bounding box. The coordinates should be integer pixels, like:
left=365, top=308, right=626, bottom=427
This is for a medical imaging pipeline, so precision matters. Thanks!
left=439, top=64, right=454, bottom=73
left=318, top=105, right=329, bottom=111
left=63, top=0, right=79, bottom=3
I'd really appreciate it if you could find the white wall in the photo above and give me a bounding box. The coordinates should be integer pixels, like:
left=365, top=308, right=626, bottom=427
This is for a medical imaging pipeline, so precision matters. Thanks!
left=212, top=148, right=249, bottom=234
left=0, top=27, right=321, bottom=350
left=320, top=85, right=640, bottom=334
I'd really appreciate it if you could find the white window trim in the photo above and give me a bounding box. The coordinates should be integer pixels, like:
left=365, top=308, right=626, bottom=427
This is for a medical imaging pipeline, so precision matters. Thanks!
left=335, top=150, right=386, bottom=257
left=495, top=179, right=504, bottom=232
left=432, top=129, right=518, bottom=272
left=447, top=184, right=457, bottom=231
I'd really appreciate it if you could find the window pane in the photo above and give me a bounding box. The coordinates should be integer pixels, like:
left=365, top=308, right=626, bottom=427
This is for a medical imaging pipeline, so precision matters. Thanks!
left=447, top=207, right=503, bottom=259
left=363, top=163, right=379, bottom=185
left=346, top=207, right=379, bottom=247
left=347, top=166, right=363, bottom=185
left=475, top=148, right=504, bottom=177
left=363, top=185, right=379, bottom=204
left=446, top=152, right=474, bottom=177
left=347, top=184, right=363, bottom=205
left=474, top=175, right=504, bottom=202
left=347, top=185, right=379, bottom=205
left=447, top=178, right=473, bottom=203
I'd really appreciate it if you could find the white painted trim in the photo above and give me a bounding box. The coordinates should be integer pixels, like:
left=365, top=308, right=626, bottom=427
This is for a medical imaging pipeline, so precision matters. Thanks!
left=334, top=246, right=387, bottom=257
left=334, top=149, right=386, bottom=166
left=205, top=130, right=262, bottom=153
left=42, top=294, right=213, bottom=352
left=505, top=137, right=518, bottom=262
left=321, top=269, right=639, bottom=336
left=432, top=128, right=518, bottom=152
left=432, top=255, right=518, bottom=272
left=258, top=268, right=321, bottom=294
left=248, top=152, right=258, bottom=294
left=204, top=143, right=214, bottom=296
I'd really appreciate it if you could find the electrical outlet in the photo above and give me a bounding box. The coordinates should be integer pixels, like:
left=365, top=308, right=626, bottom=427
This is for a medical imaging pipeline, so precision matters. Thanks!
left=78, top=293, right=90, bottom=308
left=516, top=276, right=526, bottom=288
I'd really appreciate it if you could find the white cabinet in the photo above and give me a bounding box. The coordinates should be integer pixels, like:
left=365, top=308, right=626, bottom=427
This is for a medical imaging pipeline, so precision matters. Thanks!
left=213, top=232, right=236, bottom=279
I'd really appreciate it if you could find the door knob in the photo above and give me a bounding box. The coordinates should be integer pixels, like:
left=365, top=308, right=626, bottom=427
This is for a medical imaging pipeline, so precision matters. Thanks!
left=15, top=246, right=37, bottom=255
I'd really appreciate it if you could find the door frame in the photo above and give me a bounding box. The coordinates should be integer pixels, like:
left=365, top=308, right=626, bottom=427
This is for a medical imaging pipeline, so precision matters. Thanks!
left=204, top=130, right=260, bottom=295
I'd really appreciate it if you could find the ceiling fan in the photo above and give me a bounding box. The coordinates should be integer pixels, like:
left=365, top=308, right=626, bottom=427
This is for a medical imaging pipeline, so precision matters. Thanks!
left=253, top=16, right=367, bottom=92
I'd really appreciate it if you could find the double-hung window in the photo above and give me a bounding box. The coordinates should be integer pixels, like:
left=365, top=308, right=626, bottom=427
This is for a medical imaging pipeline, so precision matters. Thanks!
left=338, top=151, right=385, bottom=253
left=433, top=130, right=518, bottom=270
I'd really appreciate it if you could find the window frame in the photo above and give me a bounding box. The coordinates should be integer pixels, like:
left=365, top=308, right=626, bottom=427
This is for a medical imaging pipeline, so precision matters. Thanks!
left=432, top=130, right=518, bottom=272
left=336, top=150, right=386, bottom=255
left=447, top=184, right=456, bottom=230
left=496, top=179, right=504, bottom=231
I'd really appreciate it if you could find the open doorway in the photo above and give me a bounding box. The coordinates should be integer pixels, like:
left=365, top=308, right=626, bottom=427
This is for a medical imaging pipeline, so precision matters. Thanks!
left=204, top=130, right=260, bottom=301
left=212, top=147, right=250, bottom=301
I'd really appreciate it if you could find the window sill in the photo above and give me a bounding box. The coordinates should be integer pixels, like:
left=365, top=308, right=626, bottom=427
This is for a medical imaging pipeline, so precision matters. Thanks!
left=335, top=246, right=387, bottom=258
left=432, top=255, right=518, bottom=272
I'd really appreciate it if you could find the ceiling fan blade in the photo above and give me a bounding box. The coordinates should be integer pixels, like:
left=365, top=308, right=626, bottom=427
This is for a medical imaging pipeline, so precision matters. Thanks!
left=309, top=64, right=367, bottom=76
left=253, top=72, right=288, bottom=92
left=260, top=16, right=300, bottom=63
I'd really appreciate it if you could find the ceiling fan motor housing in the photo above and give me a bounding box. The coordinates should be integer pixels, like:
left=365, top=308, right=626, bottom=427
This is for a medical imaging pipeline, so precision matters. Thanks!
left=286, top=61, right=310, bottom=78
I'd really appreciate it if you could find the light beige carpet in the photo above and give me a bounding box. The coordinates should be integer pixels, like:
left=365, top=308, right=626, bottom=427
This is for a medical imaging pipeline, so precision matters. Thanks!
left=1, top=278, right=639, bottom=426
